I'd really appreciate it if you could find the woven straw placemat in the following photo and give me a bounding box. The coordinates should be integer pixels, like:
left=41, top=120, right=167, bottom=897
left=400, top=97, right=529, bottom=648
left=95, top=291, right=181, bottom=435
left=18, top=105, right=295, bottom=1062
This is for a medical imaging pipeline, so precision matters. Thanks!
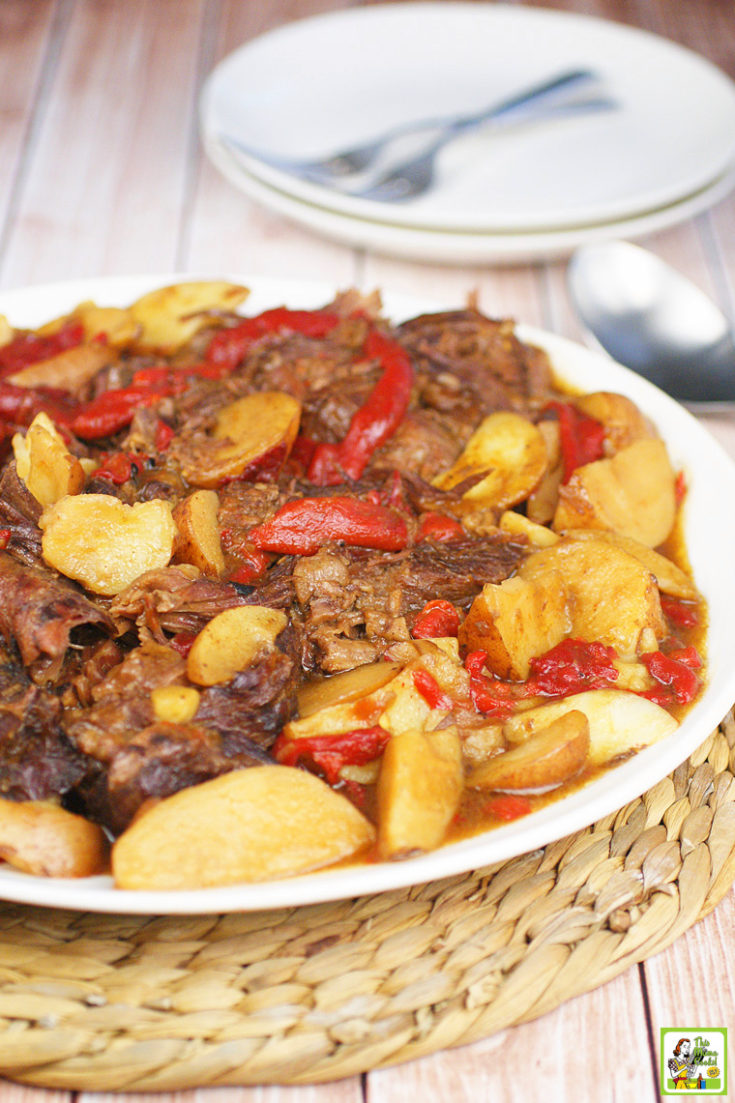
left=1, top=710, right=734, bottom=1091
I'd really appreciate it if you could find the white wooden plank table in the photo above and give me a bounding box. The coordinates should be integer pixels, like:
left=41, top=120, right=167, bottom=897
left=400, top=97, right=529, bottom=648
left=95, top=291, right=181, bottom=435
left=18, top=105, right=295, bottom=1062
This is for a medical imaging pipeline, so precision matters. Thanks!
left=0, top=1, right=733, bottom=1100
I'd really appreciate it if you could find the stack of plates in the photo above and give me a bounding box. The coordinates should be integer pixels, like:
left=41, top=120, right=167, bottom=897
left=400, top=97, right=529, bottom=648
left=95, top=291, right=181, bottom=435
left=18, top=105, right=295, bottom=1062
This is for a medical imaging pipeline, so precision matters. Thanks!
left=200, top=3, right=735, bottom=264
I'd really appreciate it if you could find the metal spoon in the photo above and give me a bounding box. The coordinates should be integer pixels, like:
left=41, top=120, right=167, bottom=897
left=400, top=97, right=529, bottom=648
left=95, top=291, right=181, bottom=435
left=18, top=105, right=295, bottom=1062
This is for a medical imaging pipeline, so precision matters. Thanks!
left=567, top=241, right=735, bottom=410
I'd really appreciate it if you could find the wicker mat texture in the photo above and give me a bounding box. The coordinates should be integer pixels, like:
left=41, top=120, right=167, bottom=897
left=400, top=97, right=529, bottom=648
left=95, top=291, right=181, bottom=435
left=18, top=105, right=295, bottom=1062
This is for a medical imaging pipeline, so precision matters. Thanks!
left=0, top=711, right=734, bottom=1091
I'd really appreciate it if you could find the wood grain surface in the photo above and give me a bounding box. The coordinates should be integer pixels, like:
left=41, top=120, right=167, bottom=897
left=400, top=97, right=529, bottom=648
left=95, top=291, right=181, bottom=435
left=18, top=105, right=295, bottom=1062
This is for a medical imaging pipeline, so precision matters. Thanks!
left=0, top=1, right=733, bottom=1100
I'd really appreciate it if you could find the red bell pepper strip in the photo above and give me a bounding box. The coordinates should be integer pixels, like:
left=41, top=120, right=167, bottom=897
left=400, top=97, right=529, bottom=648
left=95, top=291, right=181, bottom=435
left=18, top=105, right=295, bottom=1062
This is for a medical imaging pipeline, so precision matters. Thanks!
left=412, top=668, right=454, bottom=710
left=93, top=451, right=152, bottom=485
left=169, top=631, right=197, bottom=657
left=248, top=496, right=408, bottom=555
left=228, top=548, right=272, bottom=586
left=71, top=381, right=175, bottom=439
left=0, top=320, right=83, bottom=378
left=0, top=381, right=79, bottom=429
left=660, top=595, right=700, bottom=629
left=412, top=599, right=460, bottom=639
left=154, top=419, right=175, bottom=452
left=0, top=530, right=10, bottom=551
left=273, top=726, right=390, bottom=786
left=418, top=512, right=464, bottom=543
left=525, top=638, right=619, bottom=697
left=307, top=329, right=413, bottom=485
left=545, top=401, right=606, bottom=483
left=464, top=651, right=519, bottom=718
left=205, top=308, right=340, bottom=374
left=482, top=794, right=533, bottom=822
left=640, top=649, right=701, bottom=706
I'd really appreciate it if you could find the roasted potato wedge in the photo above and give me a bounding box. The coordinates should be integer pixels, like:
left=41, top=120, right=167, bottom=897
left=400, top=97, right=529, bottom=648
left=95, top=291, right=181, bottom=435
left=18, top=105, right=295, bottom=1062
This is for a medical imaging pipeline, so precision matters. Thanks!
left=468, top=710, right=589, bottom=791
left=0, top=799, right=108, bottom=878
left=553, top=438, right=676, bottom=547
left=460, top=570, right=570, bottom=680
left=172, top=490, right=225, bottom=577
left=186, top=605, right=287, bottom=686
left=7, top=342, right=111, bottom=391
left=112, top=766, right=375, bottom=889
left=526, top=419, right=563, bottom=524
left=71, top=301, right=141, bottom=348
left=377, top=727, right=463, bottom=859
left=40, top=494, right=176, bottom=594
left=503, top=689, right=678, bottom=765
left=178, top=391, right=301, bottom=489
left=13, top=412, right=85, bottom=507
left=129, top=280, right=250, bottom=353
left=297, top=661, right=402, bottom=718
left=434, top=411, right=547, bottom=510
left=151, top=685, right=201, bottom=723
left=562, top=528, right=699, bottom=599
left=499, top=510, right=560, bottom=547
left=520, top=537, right=665, bottom=659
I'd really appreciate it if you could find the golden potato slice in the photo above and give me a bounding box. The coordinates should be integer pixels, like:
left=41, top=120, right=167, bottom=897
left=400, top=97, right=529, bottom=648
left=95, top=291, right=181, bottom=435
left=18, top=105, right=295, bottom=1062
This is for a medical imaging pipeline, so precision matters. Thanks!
left=112, top=766, right=375, bottom=889
left=179, top=392, right=302, bottom=489
left=459, top=570, right=570, bottom=680
left=13, top=412, right=85, bottom=507
left=40, top=494, right=176, bottom=595
left=503, top=689, right=678, bottom=765
left=151, top=685, right=201, bottom=723
left=7, top=342, right=111, bottom=392
left=186, top=605, right=287, bottom=686
left=468, top=710, right=589, bottom=791
left=130, top=280, right=250, bottom=353
left=297, top=661, right=402, bottom=718
left=562, top=528, right=698, bottom=599
left=499, top=510, right=560, bottom=547
left=71, top=301, right=141, bottom=348
left=377, top=727, right=463, bottom=859
left=0, top=314, right=12, bottom=347
left=434, top=411, right=547, bottom=510
left=526, top=419, right=563, bottom=524
left=521, top=538, right=665, bottom=660
left=0, top=799, right=108, bottom=878
left=553, top=439, right=676, bottom=548
left=573, top=391, right=655, bottom=452
left=172, top=490, right=225, bottom=577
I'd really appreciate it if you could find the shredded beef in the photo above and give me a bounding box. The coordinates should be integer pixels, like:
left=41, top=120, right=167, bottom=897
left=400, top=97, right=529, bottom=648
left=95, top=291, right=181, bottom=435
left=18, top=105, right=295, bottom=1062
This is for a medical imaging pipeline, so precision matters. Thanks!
left=398, top=309, right=552, bottom=419
left=0, top=652, right=89, bottom=801
left=110, top=566, right=247, bottom=638
left=0, top=553, right=114, bottom=682
left=0, top=463, right=43, bottom=566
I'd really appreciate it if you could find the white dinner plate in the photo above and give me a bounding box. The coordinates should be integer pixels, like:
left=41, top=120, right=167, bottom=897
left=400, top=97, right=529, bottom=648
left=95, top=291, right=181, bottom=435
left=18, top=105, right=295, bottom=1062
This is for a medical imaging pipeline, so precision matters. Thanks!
left=200, top=3, right=735, bottom=235
left=205, top=132, right=735, bottom=265
left=0, top=274, right=734, bottom=915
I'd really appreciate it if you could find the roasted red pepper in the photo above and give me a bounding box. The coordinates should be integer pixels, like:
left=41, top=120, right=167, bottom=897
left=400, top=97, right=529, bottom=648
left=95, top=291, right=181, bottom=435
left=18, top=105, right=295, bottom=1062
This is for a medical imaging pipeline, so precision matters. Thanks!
left=0, top=381, right=78, bottom=429
left=0, top=529, right=10, bottom=550
left=660, top=595, right=701, bottom=629
left=93, top=451, right=151, bottom=485
left=418, top=512, right=464, bottom=543
left=307, top=329, right=413, bottom=485
left=0, top=320, right=83, bottom=378
left=412, top=668, right=454, bottom=710
left=640, top=649, right=701, bottom=706
left=482, top=794, right=533, bottom=822
left=228, top=547, right=272, bottom=586
left=464, top=651, right=519, bottom=718
left=412, top=599, right=460, bottom=639
left=169, top=631, right=197, bottom=657
left=205, top=308, right=340, bottom=374
left=526, top=638, right=619, bottom=697
left=154, top=419, right=175, bottom=452
left=71, top=379, right=176, bottom=439
left=248, top=496, right=408, bottom=555
left=545, top=401, right=606, bottom=483
left=273, top=726, right=390, bottom=785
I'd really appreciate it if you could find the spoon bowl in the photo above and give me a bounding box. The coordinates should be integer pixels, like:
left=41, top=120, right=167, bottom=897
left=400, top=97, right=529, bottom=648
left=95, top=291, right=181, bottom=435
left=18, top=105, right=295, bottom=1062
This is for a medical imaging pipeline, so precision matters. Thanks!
left=567, top=241, right=735, bottom=409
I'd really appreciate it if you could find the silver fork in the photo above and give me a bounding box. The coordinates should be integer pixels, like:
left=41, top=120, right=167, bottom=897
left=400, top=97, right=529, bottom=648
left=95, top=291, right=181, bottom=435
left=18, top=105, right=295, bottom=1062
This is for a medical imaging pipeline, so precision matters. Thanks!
left=218, top=68, right=611, bottom=192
